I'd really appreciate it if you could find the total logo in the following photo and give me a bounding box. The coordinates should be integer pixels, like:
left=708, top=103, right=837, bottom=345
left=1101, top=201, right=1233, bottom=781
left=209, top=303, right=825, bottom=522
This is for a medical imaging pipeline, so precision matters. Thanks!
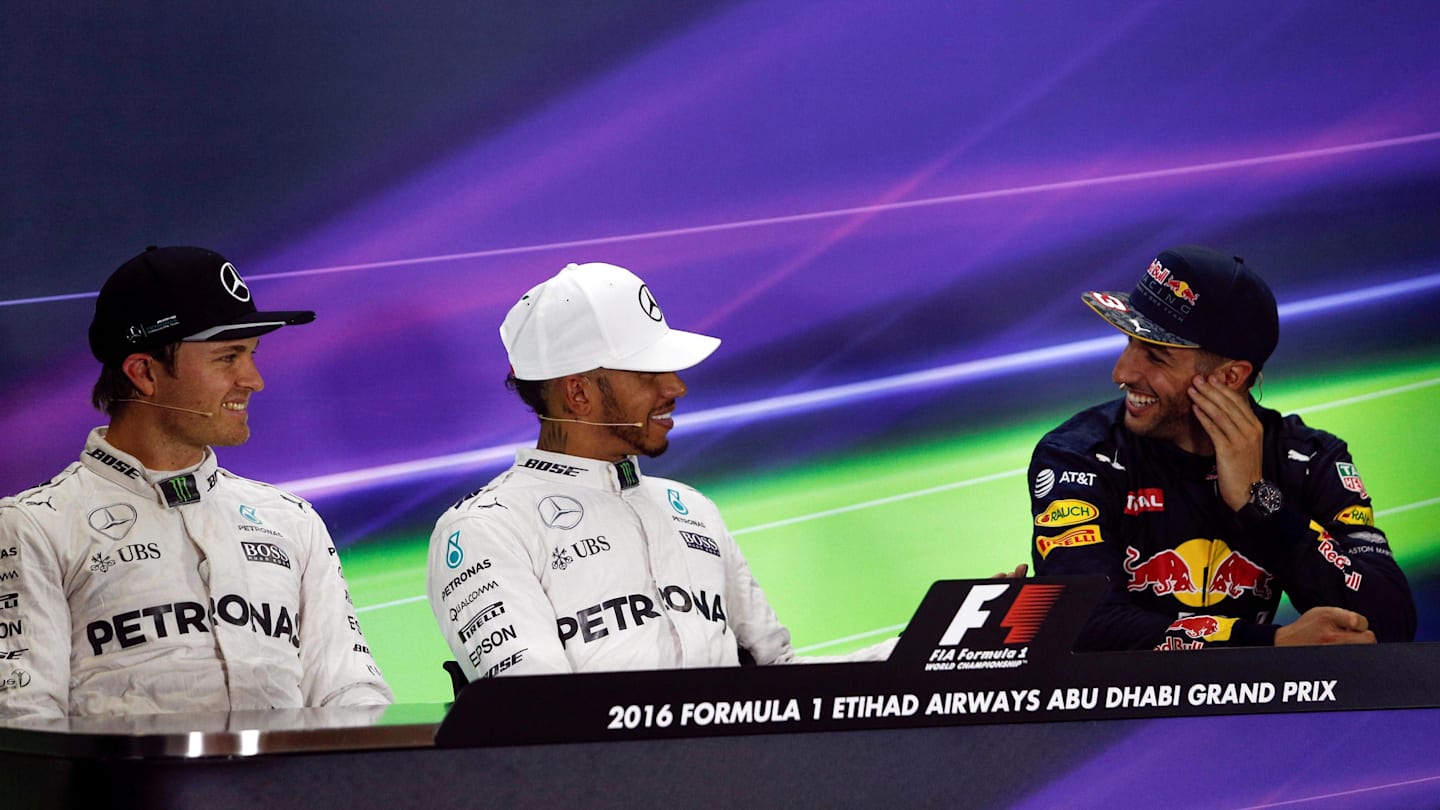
left=1124, top=488, right=1165, bottom=515
left=1124, top=541, right=1273, bottom=606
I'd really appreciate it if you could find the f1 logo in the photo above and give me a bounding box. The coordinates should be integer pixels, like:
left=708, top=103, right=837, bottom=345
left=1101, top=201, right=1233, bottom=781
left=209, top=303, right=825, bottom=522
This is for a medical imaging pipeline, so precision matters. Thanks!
left=938, top=584, right=1009, bottom=645
left=937, top=583, right=1064, bottom=646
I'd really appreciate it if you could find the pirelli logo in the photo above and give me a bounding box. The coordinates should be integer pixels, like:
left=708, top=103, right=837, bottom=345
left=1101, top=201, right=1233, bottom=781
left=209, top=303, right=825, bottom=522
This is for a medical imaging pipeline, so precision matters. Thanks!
left=1036, top=525, right=1104, bottom=559
left=458, top=601, right=506, bottom=644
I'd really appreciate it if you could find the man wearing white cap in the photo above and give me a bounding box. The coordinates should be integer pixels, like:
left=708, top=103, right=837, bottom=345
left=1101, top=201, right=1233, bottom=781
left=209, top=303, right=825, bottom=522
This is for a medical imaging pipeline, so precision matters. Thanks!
left=0, top=246, right=392, bottom=722
left=428, top=262, right=893, bottom=681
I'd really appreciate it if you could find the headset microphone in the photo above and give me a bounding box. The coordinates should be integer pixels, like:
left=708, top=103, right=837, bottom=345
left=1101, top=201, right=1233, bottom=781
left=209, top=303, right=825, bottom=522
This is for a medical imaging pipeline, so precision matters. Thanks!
left=538, top=415, right=647, bottom=428
left=117, top=399, right=216, bottom=417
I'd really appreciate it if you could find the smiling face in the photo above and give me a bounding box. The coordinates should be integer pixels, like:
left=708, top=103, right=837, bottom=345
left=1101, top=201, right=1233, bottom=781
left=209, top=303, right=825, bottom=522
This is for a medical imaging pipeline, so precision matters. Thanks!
left=1111, top=337, right=1218, bottom=453
left=589, top=369, right=686, bottom=460
left=149, top=338, right=266, bottom=458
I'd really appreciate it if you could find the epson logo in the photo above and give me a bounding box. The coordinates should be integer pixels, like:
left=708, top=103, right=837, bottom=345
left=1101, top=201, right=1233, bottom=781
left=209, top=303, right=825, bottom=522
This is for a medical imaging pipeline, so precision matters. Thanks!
left=522, top=458, right=586, bottom=477
left=457, top=601, right=507, bottom=644
left=441, top=559, right=493, bottom=599
left=242, top=541, right=292, bottom=569
left=466, top=625, right=518, bottom=667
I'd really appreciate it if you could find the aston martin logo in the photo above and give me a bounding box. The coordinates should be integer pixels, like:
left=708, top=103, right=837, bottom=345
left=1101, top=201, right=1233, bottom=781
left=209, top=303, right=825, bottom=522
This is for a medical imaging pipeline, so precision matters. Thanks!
left=87, top=504, right=138, bottom=541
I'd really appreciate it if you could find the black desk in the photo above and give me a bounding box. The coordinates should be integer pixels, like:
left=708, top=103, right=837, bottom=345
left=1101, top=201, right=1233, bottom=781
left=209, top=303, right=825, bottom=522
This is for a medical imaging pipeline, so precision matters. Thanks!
left=6, top=579, right=1438, bottom=808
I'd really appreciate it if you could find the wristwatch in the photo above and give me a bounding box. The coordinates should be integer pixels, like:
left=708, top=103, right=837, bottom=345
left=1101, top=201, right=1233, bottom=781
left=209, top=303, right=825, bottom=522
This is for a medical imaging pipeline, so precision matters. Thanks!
left=1237, top=479, right=1283, bottom=525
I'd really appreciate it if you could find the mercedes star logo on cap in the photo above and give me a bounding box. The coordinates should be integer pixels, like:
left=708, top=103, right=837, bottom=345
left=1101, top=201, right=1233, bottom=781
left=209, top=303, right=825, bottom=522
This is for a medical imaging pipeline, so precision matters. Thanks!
left=637, top=285, right=664, bottom=322
left=219, top=262, right=251, bottom=303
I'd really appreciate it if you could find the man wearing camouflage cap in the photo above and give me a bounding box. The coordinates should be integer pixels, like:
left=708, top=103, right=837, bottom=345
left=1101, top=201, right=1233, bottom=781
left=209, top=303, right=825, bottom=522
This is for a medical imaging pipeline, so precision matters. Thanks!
left=1029, top=245, right=1414, bottom=650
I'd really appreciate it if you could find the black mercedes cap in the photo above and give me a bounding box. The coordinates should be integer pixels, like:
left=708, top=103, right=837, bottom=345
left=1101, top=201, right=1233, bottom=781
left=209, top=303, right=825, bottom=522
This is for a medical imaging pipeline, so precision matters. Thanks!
left=88, top=246, right=316, bottom=365
left=1082, top=245, right=1279, bottom=369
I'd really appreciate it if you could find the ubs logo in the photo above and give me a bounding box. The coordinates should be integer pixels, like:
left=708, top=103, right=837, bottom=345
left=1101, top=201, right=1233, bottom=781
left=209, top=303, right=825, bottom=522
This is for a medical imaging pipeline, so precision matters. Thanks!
left=87, top=504, right=138, bottom=541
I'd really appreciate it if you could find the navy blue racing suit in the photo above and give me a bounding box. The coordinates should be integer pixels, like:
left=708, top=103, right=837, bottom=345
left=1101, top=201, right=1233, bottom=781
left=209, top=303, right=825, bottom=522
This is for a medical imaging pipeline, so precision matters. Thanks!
left=1029, top=398, right=1415, bottom=650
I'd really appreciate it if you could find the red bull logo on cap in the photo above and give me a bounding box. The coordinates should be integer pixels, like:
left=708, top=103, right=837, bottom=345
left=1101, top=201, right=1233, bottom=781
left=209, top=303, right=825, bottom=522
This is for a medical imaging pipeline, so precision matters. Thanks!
left=1125, top=539, right=1276, bottom=607
left=1145, top=258, right=1201, bottom=305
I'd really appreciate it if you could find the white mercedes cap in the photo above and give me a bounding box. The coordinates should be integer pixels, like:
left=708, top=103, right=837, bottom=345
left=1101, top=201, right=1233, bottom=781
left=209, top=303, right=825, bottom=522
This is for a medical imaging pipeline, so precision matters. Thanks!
left=501, top=262, right=721, bottom=380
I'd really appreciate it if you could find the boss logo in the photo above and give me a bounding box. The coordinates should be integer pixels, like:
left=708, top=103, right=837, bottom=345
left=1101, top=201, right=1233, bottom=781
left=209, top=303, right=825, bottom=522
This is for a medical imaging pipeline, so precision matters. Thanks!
left=242, top=541, right=292, bottom=569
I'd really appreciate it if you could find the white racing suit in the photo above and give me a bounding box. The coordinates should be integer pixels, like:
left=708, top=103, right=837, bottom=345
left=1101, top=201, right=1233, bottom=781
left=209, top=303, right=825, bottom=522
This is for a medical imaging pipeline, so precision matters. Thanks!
left=0, top=428, right=392, bottom=722
left=429, top=449, right=893, bottom=680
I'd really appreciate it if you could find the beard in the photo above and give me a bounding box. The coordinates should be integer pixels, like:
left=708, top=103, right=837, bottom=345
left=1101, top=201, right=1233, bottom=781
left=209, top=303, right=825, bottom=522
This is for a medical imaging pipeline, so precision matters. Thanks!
left=1121, top=387, right=1197, bottom=444
left=597, top=377, right=669, bottom=458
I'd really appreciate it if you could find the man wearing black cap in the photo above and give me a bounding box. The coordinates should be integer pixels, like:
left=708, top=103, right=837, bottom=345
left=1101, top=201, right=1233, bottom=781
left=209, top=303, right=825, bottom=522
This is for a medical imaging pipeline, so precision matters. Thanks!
left=0, top=246, right=391, bottom=721
left=1029, top=245, right=1415, bottom=651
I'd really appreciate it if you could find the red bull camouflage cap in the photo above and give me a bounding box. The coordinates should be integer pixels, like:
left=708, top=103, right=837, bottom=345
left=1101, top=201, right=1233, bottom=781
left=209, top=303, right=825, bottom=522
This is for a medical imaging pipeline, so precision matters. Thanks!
left=1082, top=244, right=1279, bottom=369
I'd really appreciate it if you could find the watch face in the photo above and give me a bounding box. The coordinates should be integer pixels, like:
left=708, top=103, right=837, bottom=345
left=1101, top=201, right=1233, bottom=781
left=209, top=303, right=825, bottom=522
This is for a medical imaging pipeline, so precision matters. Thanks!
left=1251, top=481, right=1283, bottom=515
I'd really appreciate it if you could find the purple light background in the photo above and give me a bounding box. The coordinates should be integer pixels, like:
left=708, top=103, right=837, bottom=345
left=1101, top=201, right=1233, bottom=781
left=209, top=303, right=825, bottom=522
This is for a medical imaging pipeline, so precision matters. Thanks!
left=5, top=2, right=1440, bottom=796
left=4, top=2, right=1440, bottom=529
